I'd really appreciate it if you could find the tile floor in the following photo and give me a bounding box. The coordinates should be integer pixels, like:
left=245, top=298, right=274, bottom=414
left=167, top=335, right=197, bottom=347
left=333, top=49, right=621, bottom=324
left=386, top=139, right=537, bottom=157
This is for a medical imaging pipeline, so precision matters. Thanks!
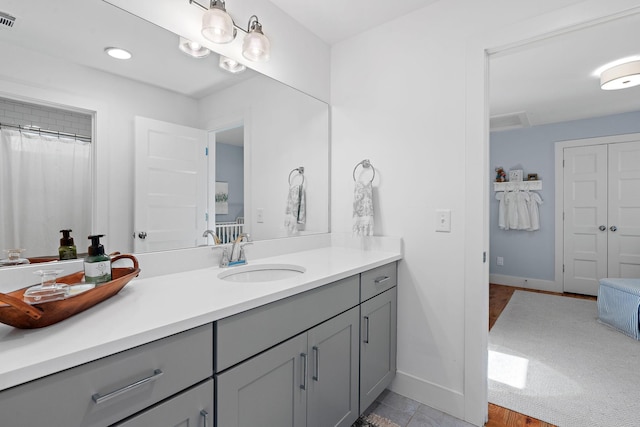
left=356, top=389, right=476, bottom=427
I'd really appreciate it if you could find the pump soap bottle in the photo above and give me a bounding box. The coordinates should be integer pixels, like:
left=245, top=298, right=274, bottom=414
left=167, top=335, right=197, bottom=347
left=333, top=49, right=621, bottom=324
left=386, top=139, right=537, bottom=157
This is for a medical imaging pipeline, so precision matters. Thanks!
left=59, top=229, right=77, bottom=260
left=84, top=235, right=111, bottom=285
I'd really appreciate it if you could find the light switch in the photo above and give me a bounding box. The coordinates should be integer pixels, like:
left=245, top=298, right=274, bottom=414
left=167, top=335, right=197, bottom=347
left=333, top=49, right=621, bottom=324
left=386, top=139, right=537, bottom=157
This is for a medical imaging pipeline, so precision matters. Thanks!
left=257, top=208, right=264, bottom=223
left=435, top=209, right=451, bottom=232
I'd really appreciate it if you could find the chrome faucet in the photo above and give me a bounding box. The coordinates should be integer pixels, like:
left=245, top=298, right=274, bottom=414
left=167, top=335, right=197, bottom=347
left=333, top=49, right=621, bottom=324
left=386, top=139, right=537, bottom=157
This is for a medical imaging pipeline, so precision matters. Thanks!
left=202, top=230, right=221, bottom=245
left=229, top=233, right=252, bottom=265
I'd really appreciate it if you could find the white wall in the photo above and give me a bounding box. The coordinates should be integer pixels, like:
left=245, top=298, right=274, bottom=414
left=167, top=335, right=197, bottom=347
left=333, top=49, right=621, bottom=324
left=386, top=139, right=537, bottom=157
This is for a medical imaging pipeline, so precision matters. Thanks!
left=198, top=76, right=330, bottom=240
left=330, top=0, right=631, bottom=424
left=0, top=41, right=199, bottom=253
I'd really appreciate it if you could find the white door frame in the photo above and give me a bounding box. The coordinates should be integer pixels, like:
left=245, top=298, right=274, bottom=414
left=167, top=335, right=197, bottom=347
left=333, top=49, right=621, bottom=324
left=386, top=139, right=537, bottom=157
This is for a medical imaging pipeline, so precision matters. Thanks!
left=465, top=2, right=640, bottom=425
left=554, top=132, right=640, bottom=291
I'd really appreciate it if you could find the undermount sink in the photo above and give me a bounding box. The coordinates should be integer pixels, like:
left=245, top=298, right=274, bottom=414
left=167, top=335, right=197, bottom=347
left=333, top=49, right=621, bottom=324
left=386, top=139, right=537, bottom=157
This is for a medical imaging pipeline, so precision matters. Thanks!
left=217, top=264, right=306, bottom=282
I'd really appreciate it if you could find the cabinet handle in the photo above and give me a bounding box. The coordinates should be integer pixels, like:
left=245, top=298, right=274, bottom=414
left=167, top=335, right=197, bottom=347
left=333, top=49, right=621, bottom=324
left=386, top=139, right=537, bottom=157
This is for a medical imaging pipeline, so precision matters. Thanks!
left=610, top=225, right=618, bottom=232
left=363, top=316, right=370, bottom=344
left=599, top=225, right=606, bottom=231
left=312, top=346, right=319, bottom=381
left=91, top=369, right=163, bottom=404
left=201, top=410, right=209, bottom=427
left=300, top=353, right=308, bottom=390
left=374, top=276, right=390, bottom=284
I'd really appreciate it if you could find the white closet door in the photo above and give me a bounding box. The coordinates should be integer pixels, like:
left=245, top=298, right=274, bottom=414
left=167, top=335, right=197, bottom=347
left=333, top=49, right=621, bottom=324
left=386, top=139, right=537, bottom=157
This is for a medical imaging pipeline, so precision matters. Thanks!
left=607, top=141, right=640, bottom=278
left=134, top=117, right=207, bottom=253
left=563, top=144, right=608, bottom=295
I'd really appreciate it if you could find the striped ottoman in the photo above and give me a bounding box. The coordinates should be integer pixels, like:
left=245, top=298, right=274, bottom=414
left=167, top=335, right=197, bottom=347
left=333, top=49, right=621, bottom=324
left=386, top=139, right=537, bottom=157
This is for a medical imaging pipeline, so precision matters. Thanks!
left=597, top=278, right=640, bottom=340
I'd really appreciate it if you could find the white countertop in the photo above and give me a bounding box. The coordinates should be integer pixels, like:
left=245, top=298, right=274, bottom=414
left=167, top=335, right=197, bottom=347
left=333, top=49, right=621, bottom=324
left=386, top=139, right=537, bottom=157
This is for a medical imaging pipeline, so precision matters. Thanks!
left=0, top=244, right=401, bottom=392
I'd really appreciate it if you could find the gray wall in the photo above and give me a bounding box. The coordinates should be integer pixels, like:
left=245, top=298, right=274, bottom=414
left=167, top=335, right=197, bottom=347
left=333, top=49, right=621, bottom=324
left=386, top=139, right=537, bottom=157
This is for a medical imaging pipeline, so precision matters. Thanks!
left=215, top=142, right=244, bottom=223
left=490, top=110, right=640, bottom=281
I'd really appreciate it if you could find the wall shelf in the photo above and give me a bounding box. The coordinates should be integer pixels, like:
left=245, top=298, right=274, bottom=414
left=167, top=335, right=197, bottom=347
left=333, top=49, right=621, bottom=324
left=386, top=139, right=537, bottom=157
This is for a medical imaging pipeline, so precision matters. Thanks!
left=493, top=180, right=542, bottom=192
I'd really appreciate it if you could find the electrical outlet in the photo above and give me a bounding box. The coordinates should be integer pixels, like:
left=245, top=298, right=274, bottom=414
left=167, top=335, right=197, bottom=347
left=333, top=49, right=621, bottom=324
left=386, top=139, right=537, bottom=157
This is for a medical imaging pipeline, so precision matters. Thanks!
left=257, top=208, right=264, bottom=223
left=497, top=256, right=504, bottom=266
left=435, top=209, right=451, bottom=232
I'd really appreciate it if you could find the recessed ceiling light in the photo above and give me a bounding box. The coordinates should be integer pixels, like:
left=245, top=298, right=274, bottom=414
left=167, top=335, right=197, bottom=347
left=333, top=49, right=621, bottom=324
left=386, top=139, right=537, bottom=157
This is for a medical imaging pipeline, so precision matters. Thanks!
left=104, top=47, right=132, bottom=60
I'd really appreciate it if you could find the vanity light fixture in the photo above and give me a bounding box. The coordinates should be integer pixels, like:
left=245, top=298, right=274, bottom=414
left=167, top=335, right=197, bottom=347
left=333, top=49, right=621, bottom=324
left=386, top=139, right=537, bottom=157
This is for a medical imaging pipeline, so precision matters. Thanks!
left=179, top=37, right=211, bottom=58
left=104, top=47, right=132, bottom=60
left=600, top=60, right=640, bottom=90
left=219, top=55, right=246, bottom=73
left=189, top=0, right=270, bottom=62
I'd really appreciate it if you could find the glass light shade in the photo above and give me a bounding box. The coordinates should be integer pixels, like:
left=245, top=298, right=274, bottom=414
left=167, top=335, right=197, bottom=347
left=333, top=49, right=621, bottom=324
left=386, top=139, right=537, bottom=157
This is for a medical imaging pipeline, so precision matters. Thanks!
left=201, top=7, right=235, bottom=43
left=242, top=30, right=270, bottom=62
left=600, top=60, right=640, bottom=90
left=179, top=37, right=211, bottom=58
left=219, top=55, right=246, bottom=73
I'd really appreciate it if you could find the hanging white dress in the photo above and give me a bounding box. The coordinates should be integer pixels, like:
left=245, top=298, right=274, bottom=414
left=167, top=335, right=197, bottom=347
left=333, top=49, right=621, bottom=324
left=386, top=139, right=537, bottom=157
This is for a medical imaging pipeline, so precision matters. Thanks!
left=496, top=192, right=507, bottom=230
left=527, top=192, right=543, bottom=231
left=515, top=191, right=531, bottom=230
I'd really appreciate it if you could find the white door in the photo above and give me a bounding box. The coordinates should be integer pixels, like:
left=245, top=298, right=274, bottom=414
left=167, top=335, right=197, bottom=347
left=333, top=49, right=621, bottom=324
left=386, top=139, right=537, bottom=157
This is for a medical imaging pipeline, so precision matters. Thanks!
left=563, top=140, right=640, bottom=295
left=607, top=141, right=640, bottom=278
left=563, top=144, right=608, bottom=295
left=134, top=117, right=207, bottom=253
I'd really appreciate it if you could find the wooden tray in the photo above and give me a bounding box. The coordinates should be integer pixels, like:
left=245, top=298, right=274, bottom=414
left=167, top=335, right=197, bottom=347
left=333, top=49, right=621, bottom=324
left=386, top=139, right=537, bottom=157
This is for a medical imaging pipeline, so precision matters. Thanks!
left=0, top=254, right=140, bottom=329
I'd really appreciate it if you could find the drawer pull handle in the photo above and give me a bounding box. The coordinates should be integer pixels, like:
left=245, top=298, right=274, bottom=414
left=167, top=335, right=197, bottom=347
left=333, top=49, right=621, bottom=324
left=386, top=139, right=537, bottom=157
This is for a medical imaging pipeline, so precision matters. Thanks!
left=91, top=369, right=164, bottom=404
left=312, top=346, right=319, bottom=381
left=364, top=316, right=370, bottom=344
left=201, top=410, right=209, bottom=427
left=300, top=353, right=308, bottom=390
left=374, top=276, right=390, bottom=284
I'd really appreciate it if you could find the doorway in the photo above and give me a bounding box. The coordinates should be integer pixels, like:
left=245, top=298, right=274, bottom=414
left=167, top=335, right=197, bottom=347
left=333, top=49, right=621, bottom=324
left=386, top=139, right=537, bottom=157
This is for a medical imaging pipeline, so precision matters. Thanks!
left=484, top=6, right=640, bottom=425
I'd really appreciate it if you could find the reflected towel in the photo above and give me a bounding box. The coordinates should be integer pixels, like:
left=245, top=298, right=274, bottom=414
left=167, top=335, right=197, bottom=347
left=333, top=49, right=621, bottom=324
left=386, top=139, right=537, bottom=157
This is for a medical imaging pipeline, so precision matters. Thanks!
left=353, top=181, right=374, bottom=236
left=285, top=184, right=306, bottom=233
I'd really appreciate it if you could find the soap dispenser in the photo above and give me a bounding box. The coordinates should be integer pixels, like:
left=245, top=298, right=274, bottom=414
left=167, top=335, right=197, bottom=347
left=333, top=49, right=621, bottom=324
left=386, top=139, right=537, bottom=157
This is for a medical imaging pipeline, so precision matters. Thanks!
left=59, top=229, right=77, bottom=260
left=84, top=234, right=111, bottom=285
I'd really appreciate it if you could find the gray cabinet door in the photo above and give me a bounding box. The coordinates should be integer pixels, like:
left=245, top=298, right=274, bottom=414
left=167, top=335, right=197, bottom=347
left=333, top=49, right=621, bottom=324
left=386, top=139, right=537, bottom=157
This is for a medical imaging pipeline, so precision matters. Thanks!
left=360, top=287, right=397, bottom=412
left=307, top=307, right=360, bottom=427
left=114, top=379, right=214, bottom=427
left=216, top=333, right=308, bottom=427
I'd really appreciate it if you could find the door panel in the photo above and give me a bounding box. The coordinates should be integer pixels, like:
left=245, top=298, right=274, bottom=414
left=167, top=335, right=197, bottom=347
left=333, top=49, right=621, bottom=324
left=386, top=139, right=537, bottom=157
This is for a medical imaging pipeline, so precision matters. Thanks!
left=607, top=141, right=640, bottom=278
left=307, top=307, right=359, bottom=427
left=134, top=116, right=207, bottom=253
left=563, top=145, right=608, bottom=295
left=216, top=333, right=307, bottom=427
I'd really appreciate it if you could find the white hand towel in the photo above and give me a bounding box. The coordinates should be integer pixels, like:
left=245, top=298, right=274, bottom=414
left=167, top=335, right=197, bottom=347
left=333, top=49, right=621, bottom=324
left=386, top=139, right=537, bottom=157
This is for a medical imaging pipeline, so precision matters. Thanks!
left=353, top=181, right=374, bottom=236
left=285, top=184, right=305, bottom=233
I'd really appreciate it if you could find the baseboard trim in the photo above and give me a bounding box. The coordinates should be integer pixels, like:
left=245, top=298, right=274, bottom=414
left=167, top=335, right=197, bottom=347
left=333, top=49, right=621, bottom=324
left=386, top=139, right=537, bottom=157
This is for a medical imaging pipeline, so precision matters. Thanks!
left=389, top=370, right=466, bottom=422
left=489, top=274, right=561, bottom=293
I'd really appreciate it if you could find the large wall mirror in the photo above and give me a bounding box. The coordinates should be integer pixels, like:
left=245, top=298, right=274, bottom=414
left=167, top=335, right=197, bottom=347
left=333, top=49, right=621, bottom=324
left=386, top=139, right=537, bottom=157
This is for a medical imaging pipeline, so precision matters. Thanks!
left=0, top=0, right=329, bottom=263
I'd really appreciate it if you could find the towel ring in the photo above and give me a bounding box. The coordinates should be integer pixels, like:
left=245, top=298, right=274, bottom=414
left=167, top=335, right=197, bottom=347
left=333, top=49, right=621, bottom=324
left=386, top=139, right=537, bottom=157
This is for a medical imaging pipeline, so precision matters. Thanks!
left=288, top=166, right=305, bottom=186
left=352, top=159, right=375, bottom=182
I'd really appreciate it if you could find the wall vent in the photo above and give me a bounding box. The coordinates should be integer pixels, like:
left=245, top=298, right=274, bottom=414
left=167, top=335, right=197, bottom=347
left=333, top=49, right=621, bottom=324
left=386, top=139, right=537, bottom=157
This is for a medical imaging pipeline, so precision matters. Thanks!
left=0, top=12, right=15, bottom=29
left=490, top=111, right=530, bottom=132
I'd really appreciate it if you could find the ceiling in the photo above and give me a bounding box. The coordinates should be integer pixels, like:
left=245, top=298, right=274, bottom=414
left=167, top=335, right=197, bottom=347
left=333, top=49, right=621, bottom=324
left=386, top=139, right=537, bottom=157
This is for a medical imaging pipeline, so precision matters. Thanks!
left=1, top=0, right=639, bottom=128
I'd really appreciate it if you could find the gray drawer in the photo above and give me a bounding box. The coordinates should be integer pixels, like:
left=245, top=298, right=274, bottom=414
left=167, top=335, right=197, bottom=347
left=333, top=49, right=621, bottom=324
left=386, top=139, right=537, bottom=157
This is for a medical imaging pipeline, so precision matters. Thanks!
left=0, top=324, right=213, bottom=427
left=361, top=262, right=397, bottom=302
left=216, top=275, right=359, bottom=372
left=114, top=379, right=214, bottom=427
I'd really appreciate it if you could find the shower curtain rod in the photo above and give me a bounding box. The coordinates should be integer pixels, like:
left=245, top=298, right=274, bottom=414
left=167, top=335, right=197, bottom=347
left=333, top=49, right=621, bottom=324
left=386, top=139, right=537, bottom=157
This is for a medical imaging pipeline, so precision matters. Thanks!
left=0, top=122, right=91, bottom=143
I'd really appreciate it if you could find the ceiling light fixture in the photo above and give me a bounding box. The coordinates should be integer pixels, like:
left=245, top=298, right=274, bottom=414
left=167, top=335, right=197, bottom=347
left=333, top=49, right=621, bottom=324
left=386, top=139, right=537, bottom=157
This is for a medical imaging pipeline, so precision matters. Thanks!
left=104, top=47, right=131, bottom=59
left=189, top=0, right=270, bottom=62
left=219, top=55, right=246, bottom=73
left=179, top=37, right=211, bottom=58
left=104, top=47, right=132, bottom=60
left=600, top=60, right=640, bottom=90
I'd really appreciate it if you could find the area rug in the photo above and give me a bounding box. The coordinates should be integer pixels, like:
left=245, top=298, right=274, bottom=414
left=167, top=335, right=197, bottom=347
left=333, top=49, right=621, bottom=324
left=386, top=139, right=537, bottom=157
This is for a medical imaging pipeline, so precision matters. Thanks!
left=488, top=290, right=640, bottom=427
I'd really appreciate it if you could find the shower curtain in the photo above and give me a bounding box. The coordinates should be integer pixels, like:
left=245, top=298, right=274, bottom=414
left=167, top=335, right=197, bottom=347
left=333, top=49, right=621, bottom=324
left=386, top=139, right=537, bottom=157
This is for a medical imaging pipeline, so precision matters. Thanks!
left=0, top=129, right=91, bottom=258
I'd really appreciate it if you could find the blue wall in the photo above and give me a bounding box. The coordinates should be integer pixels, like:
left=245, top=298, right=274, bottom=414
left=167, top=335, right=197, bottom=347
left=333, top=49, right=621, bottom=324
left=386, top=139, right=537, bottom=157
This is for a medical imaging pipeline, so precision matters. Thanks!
left=490, top=110, right=640, bottom=281
left=215, top=142, right=244, bottom=222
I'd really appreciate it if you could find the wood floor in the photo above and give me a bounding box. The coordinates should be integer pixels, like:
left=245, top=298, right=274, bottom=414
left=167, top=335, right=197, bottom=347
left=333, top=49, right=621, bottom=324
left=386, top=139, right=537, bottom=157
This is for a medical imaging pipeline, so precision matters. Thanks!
left=485, top=284, right=597, bottom=427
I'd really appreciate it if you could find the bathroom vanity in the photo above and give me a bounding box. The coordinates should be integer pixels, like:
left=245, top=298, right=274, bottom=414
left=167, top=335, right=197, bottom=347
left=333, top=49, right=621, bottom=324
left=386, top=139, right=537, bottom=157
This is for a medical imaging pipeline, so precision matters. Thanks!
left=0, top=242, right=400, bottom=427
